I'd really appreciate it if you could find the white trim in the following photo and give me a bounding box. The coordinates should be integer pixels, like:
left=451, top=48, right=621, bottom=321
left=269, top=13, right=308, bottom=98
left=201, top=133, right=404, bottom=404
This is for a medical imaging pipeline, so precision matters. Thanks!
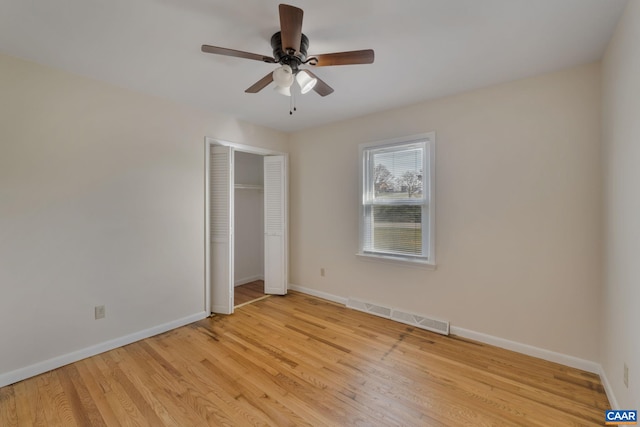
left=427, top=135, right=436, bottom=263
left=205, top=137, right=285, bottom=157
left=235, top=274, right=265, bottom=287
left=288, top=283, right=348, bottom=305
left=358, top=133, right=435, bottom=150
left=356, top=252, right=436, bottom=269
left=599, top=366, right=619, bottom=410
left=277, top=277, right=624, bottom=412
left=0, top=312, right=207, bottom=388
left=289, top=286, right=608, bottom=379
left=204, top=137, right=288, bottom=314
left=449, top=326, right=600, bottom=374
left=204, top=142, right=211, bottom=314
left=358, top=132, right=436, bottom=266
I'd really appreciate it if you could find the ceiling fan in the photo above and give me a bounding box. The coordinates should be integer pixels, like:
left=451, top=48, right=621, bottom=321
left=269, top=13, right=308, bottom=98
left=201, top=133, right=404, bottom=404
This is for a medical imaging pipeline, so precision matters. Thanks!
left=201, top=3, right=374, bottom=98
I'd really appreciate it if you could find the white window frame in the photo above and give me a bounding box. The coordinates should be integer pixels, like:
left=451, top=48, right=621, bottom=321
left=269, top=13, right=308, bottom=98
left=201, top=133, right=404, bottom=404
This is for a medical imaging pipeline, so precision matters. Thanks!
left=357, top=133, right=436, bottom=267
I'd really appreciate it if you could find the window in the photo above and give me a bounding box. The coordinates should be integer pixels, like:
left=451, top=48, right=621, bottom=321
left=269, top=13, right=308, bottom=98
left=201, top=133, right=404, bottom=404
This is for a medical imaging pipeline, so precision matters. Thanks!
left=358, top=134, right=435, bottom=265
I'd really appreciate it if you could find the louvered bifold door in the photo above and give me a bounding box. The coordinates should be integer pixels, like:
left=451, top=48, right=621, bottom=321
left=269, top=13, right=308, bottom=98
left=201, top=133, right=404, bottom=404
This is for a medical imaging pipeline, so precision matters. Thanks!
left=210, top=145, right=234, bottom=313
left=264, top=155, right=288, bottom=295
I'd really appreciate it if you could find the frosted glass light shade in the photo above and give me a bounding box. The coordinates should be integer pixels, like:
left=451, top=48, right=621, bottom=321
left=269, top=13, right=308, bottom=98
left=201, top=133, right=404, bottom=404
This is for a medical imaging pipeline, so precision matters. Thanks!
left=296, top=70, right=317, bottom=94
left=274, top=84, right=291, bottom=96
left=296, top=70, right=318, bottom=94
left=273, top=65, right=294, bottom=88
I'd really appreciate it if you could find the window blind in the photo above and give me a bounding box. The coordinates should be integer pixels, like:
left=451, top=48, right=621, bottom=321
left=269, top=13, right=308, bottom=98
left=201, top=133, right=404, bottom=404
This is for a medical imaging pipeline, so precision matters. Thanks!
left=362, top=141, right=427, bottom=259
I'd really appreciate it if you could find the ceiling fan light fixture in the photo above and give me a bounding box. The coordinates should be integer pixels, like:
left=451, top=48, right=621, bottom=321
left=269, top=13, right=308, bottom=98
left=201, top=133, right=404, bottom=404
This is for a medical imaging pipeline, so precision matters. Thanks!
left=273, top=65, right=294, bottom=88
left=202, top=4, right=373, bottom=98
left=296, top=70, right=317, bottom=94
left=273, top=84, right=292, bottom=97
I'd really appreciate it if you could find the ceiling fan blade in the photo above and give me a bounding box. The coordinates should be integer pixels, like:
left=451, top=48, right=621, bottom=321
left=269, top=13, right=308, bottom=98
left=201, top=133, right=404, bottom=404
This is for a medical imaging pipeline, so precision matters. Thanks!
left=311, top=49, right=375, bottom=66
left=279, top=4, right=303, bottom=54
left=304, top=70, right=334, bottom=97
left=201, top=45, right=275, bottom=63
left=245, top=73, right=274, bottom=93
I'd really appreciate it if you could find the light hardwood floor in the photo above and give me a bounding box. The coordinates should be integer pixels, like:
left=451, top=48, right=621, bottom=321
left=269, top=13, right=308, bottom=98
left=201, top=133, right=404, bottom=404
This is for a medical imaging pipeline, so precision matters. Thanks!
left=234, top=280, right=266, bottom=307
left=0, top=292, right=611, bottom=426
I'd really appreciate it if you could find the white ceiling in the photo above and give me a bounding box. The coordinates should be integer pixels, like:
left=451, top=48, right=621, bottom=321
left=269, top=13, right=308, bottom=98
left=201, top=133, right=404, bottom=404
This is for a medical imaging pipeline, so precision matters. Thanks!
left=0, top=0, right=629, bottom=132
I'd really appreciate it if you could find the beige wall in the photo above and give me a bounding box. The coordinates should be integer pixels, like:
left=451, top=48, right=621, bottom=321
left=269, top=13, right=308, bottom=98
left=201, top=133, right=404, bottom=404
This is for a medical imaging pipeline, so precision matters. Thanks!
left=2, top=29, right=629, bottom=395
left=602, top=0, right=640, bottom=409
left=289, top=63, right=602, bottom=361
left=0, top=53, right=286, bottom=378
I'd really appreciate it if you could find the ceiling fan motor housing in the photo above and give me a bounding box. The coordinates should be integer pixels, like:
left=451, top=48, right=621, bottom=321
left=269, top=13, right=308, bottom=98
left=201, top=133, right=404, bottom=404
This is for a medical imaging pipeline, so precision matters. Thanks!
left=271, top=31, right=309, bottom=71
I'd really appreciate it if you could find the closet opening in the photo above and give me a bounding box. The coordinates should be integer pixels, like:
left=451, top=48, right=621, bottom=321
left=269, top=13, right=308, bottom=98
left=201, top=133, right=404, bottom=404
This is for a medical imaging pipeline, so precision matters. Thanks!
left=205, top=138, right=288, bottom=315
left=233, top=151, right=266, bottom=308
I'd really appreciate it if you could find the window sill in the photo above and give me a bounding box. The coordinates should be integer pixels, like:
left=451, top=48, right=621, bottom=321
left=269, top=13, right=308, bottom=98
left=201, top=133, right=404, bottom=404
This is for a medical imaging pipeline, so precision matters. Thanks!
left=356, top=252, right=437, bottom=270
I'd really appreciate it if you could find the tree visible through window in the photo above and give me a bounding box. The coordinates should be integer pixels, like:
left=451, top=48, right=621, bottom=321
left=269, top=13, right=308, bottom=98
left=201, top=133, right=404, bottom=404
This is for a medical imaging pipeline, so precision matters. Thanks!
left=360, top=135, right=434, bottom=263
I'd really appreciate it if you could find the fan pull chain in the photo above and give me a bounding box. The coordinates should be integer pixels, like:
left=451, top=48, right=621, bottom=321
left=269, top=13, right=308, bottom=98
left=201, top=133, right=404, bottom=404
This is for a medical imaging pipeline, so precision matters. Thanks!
left=289, top=90, right=297, bottom=115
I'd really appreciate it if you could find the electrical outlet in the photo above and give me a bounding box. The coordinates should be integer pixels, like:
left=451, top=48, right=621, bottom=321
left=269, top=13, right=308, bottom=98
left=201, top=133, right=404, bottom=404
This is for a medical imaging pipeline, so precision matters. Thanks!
left=95, top=305, right=106, bottom=320
left=320, top=267, right=325, bottom=277
left=624, top=363, right=629, bottom=388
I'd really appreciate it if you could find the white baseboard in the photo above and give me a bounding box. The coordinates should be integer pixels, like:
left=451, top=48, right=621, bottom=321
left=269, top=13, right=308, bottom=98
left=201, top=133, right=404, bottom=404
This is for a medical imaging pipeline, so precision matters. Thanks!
left=599, top=365, right=619, bottom=410
left=449, top=326, right=600, bottom=374
left=235, top=275, right=264, bottom=287
left=449, top=327, right=618, bottom=407
left=289, top=285, right=610, bottom=377
left=5, top=285, right=618, bottom=409
left=0, top=311, right=208, bottom=388
left=288, top=283, right=348, bottom=305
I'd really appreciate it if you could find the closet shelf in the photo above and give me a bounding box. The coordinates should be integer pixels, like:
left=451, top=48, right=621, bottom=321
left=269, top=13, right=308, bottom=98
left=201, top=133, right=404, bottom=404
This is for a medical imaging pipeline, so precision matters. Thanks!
left=235, top=184, right=263, bottom=190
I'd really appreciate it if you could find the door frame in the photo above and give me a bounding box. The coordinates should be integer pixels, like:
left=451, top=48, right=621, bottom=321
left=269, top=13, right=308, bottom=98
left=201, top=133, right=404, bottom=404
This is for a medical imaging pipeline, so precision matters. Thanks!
left=204, top=137, right=288, bottom=314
